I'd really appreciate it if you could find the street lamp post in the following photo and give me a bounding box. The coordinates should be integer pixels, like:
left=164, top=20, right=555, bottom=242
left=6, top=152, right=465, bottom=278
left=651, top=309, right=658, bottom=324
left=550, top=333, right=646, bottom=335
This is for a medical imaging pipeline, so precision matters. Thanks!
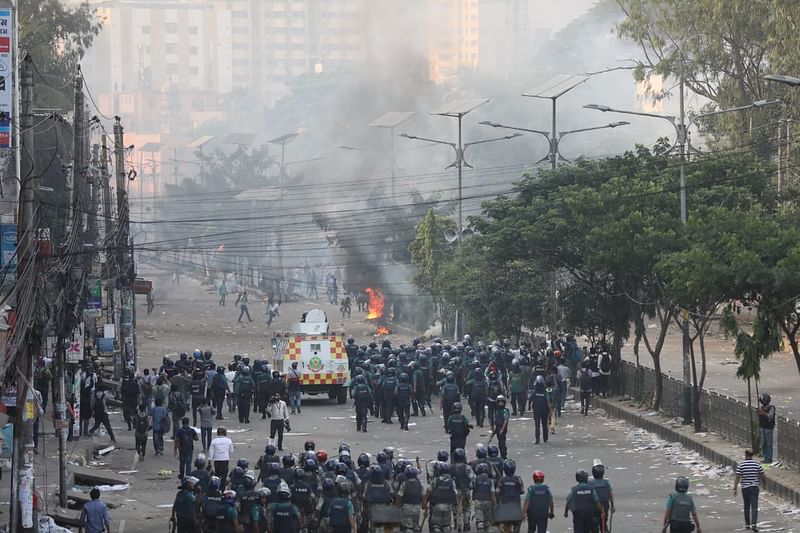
left=267, top=132, right=299, bottom=299
left=369, top=112, right=416, bottom=198
left=585, top=92, right=780, bottom=425
left=400, top=100, right=522, bottom=339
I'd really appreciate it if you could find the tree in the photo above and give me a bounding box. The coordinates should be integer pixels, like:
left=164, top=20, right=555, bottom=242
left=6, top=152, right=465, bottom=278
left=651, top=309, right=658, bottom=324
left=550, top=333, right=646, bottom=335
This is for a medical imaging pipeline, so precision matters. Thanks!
left=20, top=0, right=102, bottom=109
left=409, top=209, right=457, bottom=331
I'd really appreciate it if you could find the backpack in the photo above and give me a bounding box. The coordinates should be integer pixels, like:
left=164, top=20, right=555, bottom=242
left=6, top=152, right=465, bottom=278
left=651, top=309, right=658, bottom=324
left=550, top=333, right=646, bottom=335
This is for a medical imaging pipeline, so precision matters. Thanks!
left=170, top=392, right=186, bottom=413
left=599, top=354, right=611, bottom=373
left=354, top=384, right=371, bottom=402
left=135, top=414, right=149, bottom=435
left=178, top=427, right=195, bottom=451
left=160, top=411, right=172, bottom=434
left=141, top=380, right=153, bottom=397
left=579, top=370, right=592, bottom=391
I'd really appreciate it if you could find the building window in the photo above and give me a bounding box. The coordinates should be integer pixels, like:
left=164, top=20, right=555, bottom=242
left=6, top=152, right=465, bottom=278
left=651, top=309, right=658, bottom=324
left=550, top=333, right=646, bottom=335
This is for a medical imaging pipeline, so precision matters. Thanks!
left=142, top=25, right=150, bottom=34
left=190, top=66, right=199, bottom=75
left=166, top=23, right=178, bottom=33
left=189, top=26, right=199, bottom=35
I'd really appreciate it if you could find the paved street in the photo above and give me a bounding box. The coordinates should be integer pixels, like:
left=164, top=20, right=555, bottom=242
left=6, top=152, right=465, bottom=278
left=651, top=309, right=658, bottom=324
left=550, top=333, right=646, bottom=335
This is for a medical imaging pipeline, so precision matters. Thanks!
left=65, top=272, right=798, bottom=532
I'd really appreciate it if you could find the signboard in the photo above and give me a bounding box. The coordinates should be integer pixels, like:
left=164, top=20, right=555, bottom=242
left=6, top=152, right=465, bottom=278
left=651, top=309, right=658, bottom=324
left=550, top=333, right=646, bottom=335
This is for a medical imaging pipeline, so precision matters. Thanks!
left=0, top=422, right=12, bottom=458
left=0, top=223, right=15, bottom=284
left=66, top=323, right=84, bottom=363
left=85, top=279, right=102, bottom=318
left=0, top=9, right=12, bottom=149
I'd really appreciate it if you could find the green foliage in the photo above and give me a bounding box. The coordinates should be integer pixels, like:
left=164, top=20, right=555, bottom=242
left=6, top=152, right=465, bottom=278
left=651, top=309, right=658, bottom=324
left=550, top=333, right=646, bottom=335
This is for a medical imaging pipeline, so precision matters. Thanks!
left=409, top=209, right=457, bottom=301
left=20, top=0, right=102, bottom=109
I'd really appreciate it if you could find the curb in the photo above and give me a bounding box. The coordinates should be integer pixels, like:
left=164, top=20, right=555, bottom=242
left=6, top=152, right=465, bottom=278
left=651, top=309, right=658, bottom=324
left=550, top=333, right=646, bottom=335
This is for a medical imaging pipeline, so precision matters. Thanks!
left=593, top=395, right=800, bottom=508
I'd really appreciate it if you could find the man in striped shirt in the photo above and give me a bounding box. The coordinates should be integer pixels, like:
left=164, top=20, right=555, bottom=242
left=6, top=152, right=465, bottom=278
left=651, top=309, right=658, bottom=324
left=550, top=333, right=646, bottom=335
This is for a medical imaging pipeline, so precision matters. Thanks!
left=733, top=449, right=765, bottom=532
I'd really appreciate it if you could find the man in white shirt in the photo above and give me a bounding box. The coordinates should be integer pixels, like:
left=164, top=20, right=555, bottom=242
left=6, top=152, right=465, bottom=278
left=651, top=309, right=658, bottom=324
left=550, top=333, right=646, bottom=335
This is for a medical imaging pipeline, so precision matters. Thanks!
left=266, top=393, right=289, bottom=450
left=207, top=426, right=234, bottom=490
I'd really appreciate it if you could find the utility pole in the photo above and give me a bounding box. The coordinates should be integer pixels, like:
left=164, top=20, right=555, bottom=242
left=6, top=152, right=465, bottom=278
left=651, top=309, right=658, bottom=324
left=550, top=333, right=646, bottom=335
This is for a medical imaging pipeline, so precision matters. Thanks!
left=100, top=136, right=115, bottom=328
left=13, top=53, right=37, bottom=533
left=677, top=69, right=693, bottom=426
left=113, top=118, right=131, bottom=368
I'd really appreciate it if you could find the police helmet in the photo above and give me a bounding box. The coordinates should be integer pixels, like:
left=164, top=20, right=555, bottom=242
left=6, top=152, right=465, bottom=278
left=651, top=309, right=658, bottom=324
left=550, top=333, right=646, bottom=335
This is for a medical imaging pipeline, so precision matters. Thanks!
left=575, top=469, right=589, bottom=483
left=446, top=371, right=455, bottom=383
left=305, top=440, right=316, bottom=451
left=255, top=487, right=271, bottom=498
left=592, top=464, right=606, bottom=479
left=452, top=401, right=462, bottom=414
left=759, top=392, right=771, bottom=406
left=437, top=450, right=449, bottom=463
left=209, top=476, right=221, bottom=492
left=294, top=467, right=306, bottom=481
left=244, top=469, right=256, bottom=482
left=405, top=465, right=419, bottom=478
left=369, top=464, right=384, bottom=483
left=487, top=445, right=499, bottom=458
left=376, top=451, right=389, bottom=464
left=305, top=459, right=318, bottom=471
left=357, top=453, right=370, bottom=468
left=265, top=443, right=277, bottom=456
left=495, top=395, right=506, bottom=405
left=476, top=463, right=490, bottom=476
left=503, top=459, right=516, bottom=476
left=438, top=462, right=450, bottom=476
left=183, top=475, right=199, bottom=489
left=222, top=489, right=237, bottom=503
left=278, top=482, right=291, bottom=498
left=533, top=470, right=545, bottom=483
left=316, top=450, right=328, bottom=463
left=322, top=478, right=336, bottom=496
left=195, top=454, right=207, bottom=468
left=355, top=375, right=366, bottom=385
left=475, top=445, right=487, bottom=459
left=399, top=372, right=410, bottom=383
left=453, top=448, right=466, bottom=463
left=282, top=453, right=295, bottom=468
left=675, top=476, right=690, bottom=493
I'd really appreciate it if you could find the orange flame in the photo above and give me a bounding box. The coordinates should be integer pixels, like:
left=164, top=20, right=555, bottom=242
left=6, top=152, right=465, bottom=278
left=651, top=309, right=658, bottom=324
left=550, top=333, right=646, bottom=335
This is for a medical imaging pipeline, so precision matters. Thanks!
left=365, top=287, right=384, bottom=320
left=376, top=325, right=390, bottom=336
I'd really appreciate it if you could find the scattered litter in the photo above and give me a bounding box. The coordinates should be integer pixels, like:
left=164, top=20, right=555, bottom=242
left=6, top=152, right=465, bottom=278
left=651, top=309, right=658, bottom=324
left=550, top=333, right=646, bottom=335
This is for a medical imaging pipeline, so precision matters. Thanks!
left=158, top=470, right=173, bottom=476
left=156, top=504, right=173, bottom=508
left=324, top=417, right=348, bottom=420
left=96, top=484, right=129, bottom=492
left=98, top=445, right=115, bottom=456
left=118, top=470, right=138, bottom=475
left=39, top=516, right=72, bottom=533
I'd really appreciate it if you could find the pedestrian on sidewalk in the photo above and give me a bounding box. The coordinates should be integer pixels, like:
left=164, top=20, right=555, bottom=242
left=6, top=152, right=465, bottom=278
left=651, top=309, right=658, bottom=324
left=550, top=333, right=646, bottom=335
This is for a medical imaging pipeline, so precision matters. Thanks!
left=133, top=404, right=150, bottom=459
left=174, top=417, right=198, bottom=479
left=734, top=449, right=765, bottom=532
left=267, top=393, right=289, bottom=451
left=286, top=362, right=302, bottom=414
left=79, top=487, right=111, bottom=533
left=198, top=397, right=215, bottom=452
left=577, top=361, right=593, bottom=416
left=218, top=278, right=228, bottom=306
left=121, top=370, right=140, bottom=431
left=88, top=385, right=116, bottom=443
left=152, top=398, right=169, bottom=456
left=208, top=427, right=234, bottom=490
left=80, top=364, right=97, bottom=437
left=236, top=288, right=253, bottom=322
left=757, top=393, right=776, bottom=464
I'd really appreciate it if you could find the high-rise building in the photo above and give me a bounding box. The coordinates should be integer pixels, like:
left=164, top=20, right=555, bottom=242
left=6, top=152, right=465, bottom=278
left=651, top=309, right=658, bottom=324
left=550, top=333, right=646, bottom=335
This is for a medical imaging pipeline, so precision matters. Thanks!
left=427, top=0, right=480, bottom=83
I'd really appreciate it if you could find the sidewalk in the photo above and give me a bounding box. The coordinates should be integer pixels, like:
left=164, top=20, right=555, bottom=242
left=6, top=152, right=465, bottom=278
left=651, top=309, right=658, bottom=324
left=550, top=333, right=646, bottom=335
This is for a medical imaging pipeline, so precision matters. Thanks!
left=593, top=393, right=800, bottom=507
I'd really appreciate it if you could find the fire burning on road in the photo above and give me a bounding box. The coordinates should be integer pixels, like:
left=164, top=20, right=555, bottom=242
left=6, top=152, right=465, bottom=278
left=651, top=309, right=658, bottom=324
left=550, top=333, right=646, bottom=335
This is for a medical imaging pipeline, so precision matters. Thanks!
left=375, top=325, right=390, bottom=336
left=365, top=287, right=385, bottom=320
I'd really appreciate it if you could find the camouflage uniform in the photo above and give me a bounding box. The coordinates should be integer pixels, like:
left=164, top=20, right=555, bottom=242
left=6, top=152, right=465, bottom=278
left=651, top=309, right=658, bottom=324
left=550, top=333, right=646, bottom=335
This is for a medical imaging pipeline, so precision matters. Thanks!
left=396, top=476, right=423, bottom=533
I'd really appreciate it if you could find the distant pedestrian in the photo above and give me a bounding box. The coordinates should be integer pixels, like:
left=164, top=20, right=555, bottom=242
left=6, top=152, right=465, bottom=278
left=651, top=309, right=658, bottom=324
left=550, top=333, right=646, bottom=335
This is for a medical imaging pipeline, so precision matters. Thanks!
left=198, top=398, right=215, bottom=452
left=266, top=301, right=279, bottom=327
left=577, top=361, right=593, bottom=416
left=168, top=387, right=187, bottom=441
left=79, top=487, right=111, bottom=533
left=236, top=289, right=252, bottom=322
left=218, top=279, right=228, bottom=306
left=133, top=404, right=150, bottom=459
left=80, top=365, right=97, bottom=436
left=151, top=398, right=169, bottom=456
left=340, top=296, right=352, bottom=318
left=208, top=427, right=234, bottom=490
left=267, top=393, right=289, bottom=451
left=286, top=362, right=301, bottom=414
left=88, top=386, right=116, bottom=443
left=757, top=393, right=775, bottom=464
left=662, top=476, right=702, bottom=533
left=598, top=351, right=611, bottom=397
left=211, top=366, right=229, bottom=419
left=734, top=449, right=765, bottom=532
left=174, top=417, right=198, bottom=479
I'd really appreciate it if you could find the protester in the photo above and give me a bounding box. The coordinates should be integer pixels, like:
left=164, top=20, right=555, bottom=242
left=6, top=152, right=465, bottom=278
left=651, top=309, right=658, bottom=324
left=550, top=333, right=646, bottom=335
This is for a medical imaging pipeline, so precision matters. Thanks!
left=236, top=288, right=253, bottom=323
left=757, top=393, right=775, bottom=464
left=175, top=417, right=198, bottom=479
left=88, top=385, right=116, bottom=443
left=133, top=404, right=150, bottom=459
left=198, top=397, right=215, bottom=452
left=286, top=361, right=302, bottom=414
left=151, top=398, right=169, bottom=456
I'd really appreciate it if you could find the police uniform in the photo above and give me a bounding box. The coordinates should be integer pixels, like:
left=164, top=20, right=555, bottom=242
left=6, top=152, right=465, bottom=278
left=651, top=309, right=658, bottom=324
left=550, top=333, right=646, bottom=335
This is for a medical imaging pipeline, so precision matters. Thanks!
left=215, top=501, right=239, bottom=533
left=566, top=482, right=600, bottom=533
left=493, top=406, right=510, bottom=459
left=496, top=475, right=524, bottom=533
left=173, top=488, right=198, bottom=532
left=665, top=491, right=697, bottom=533
left=363, top=480, right=394, bottom=533
left=427, top=475, right=457, bottom=532
left=270, top=500, right=301, bottom=533
left=201, top=493, right=223, bottom=533
left=589, top=478, right=612, bottom=533
left=471, top=474, right=494, bottom=532
left=396, top=477, right=423, bottom=532
left=238, top=489, right=258, bottom=531
left=524, top=484, right=552, bottom=533
left=451, top=462, right=474, bottom=530
left=328, top=497, right=354, bottom=533
left=445, top=414, right=470, bottom=456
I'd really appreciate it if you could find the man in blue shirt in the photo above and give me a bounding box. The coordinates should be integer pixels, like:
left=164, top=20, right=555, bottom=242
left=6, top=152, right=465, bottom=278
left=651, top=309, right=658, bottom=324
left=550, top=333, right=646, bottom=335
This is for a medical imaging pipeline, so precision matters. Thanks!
left=80, top=487, right=111, bottom=533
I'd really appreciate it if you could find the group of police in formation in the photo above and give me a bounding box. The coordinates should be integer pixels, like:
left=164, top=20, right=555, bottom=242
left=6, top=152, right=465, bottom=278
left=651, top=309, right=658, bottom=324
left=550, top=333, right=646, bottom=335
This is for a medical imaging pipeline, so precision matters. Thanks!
left=170, top=439, right=619, bottom=533
left=168, top=335, right=703, bottom=533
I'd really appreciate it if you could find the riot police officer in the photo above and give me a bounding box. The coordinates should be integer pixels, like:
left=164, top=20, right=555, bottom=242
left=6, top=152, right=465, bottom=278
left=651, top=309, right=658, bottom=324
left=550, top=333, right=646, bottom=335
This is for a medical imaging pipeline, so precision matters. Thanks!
left=589, top=464, right=614, bottom=533
left=381, top=368, right=399, bottom=424
left=445, top=402, right=471, bottom=457
left=440, top=372, right=460, bottom=429
left=201, top=476, right=223, bottom=533
left=363, top=464, right=394, bottom=532
left=465, top=368, right=488, bottom=427
left=171, top=476, right=200, bottom=533
left=662, top=476, right=702, bottom=533
left=451, top=448, right=474, bottom=531
left=522, top=471, right=553, bottom=533
left=472, top=463, right=495, bottom=533
left=395, top=465, right=424, bottom=533
left=564, top=470, right=603, bottom=533
left=426, top=463, right=457, bottom=533
left=396, top=373, right=413, bottom=430
left=495, top=460, right=524, bottom=533
left=270, top=482, right=301, bottom=532
left=492, top=396, right=511, bottom=459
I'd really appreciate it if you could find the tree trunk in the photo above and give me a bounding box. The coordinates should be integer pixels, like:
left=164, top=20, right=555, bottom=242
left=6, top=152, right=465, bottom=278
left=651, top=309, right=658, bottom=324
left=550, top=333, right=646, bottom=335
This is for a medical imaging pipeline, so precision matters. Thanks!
left=690, top=341, right=702, bottom=432
left=652, top=354, right=664, bottom=412
left=746, top=377, right=758, bottom=451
